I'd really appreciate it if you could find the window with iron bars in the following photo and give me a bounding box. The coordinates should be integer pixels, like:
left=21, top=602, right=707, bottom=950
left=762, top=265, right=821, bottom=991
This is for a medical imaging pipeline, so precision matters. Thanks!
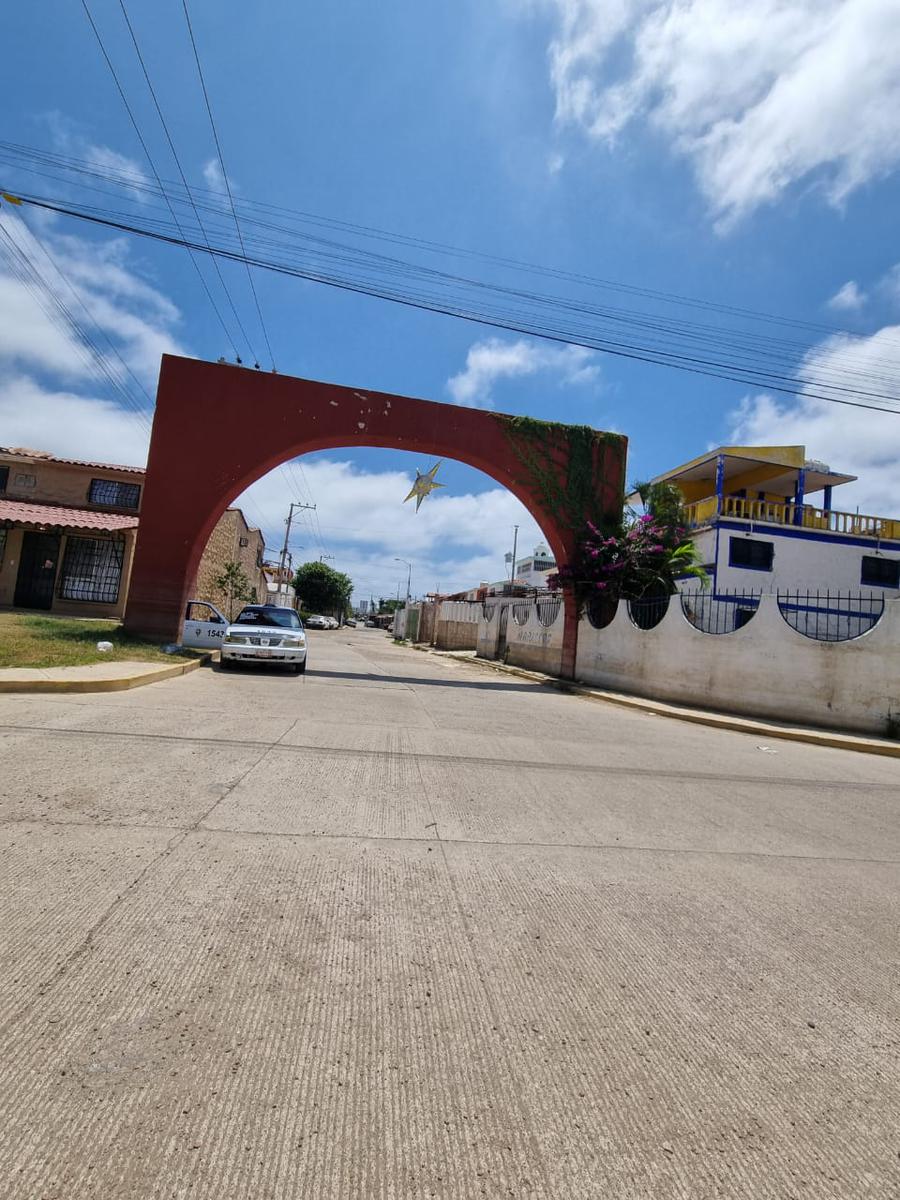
left=0, top=466, right=8, bottom=492
left=59, top=537, right=125, bottom=603
left=89, top=478, right=141, bottom=510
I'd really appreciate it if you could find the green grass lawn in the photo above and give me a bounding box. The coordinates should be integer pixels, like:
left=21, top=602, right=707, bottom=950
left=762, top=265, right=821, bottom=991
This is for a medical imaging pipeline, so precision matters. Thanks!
left=0, top=612, right=203, bottom=669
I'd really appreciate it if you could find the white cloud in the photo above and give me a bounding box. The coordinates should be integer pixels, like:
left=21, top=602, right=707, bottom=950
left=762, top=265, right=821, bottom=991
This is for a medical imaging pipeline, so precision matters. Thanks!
left=827, top=280, right=866, bottom=312
left=0, top=376, right=149, bottom=466
left=0, top=209, right=186, bottom=389
left=729, top=324, right=900, bottom=515
left=878, top=263, right=900, bottom=306
left=535, top=0, right=900, bottom=225
left=202, top=158, right=225, bottom=191
left=447, top=336, right=599, bottom=408
left=237, top=457, right=548, bottom=600
left=84, top=144, right=149, bottom=191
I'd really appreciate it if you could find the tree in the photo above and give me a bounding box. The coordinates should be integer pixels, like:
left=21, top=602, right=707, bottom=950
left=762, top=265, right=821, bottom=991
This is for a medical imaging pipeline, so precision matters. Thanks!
left=293, top=561, right=353, bottom=617
left=378, top=598, right=403, bottom=614
left=215, top=560, right=256, bottom=620
left=548, top=479, right=707, bottom=607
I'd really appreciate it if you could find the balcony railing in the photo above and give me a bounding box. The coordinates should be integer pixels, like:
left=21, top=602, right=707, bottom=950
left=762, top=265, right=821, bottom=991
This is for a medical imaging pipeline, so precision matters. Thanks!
left=683, top=495, right=900, bottom=540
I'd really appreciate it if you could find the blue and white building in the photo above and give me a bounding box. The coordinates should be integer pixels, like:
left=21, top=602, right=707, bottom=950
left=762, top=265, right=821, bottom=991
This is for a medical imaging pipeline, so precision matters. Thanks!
left=638, top=444, right=900, bottom=596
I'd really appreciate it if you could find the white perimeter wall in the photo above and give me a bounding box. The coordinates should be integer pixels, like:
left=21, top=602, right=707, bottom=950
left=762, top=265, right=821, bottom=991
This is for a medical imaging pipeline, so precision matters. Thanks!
left=574, top=595, right=900, bottom=736
left=473, top=594, right=900, bottom=736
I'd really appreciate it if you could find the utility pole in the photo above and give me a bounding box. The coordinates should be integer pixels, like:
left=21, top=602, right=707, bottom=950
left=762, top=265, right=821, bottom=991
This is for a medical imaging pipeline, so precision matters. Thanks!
left=509, top=524, right=519, bottom=582
left=279, top=502, right=316, bottom=593
left=395, top=557, right=412, bottom=605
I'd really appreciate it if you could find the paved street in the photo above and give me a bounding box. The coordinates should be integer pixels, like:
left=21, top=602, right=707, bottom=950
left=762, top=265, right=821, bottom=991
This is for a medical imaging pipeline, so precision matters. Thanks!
left=0, top=628, right=897, bottom=1199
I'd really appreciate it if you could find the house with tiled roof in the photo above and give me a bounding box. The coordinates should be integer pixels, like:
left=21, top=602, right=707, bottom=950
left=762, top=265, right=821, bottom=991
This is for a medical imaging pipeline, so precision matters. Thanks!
left=0, top=447, right=266, bottom=622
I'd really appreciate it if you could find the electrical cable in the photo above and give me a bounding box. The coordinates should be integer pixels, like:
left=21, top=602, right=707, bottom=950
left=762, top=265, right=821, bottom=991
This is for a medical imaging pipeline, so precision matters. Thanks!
left=7, top=189, right=900, bottom=416
left=80, top=0, right=243, bottom=361
left=6, top=138, right=900, bottom=396
left=181, top=0, right=276, bottom=370
left=114, top=0, right=259, bottom=363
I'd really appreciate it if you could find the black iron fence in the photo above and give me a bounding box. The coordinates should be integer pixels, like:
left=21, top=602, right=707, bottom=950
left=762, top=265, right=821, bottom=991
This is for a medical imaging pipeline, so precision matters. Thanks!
left=535, top=595, right=562, bottom=626
left=680, top=588, right=761, bottom=634
left=776, top=590, right=885, bottom=642
left=586, top=593, right=618, bottom=629
left=627, top=591, right=670, bottom=630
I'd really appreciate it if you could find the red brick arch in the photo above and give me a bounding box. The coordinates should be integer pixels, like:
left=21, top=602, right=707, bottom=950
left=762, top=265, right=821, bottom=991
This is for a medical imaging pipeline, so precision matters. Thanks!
left=124, top=355, right=626, bottom=677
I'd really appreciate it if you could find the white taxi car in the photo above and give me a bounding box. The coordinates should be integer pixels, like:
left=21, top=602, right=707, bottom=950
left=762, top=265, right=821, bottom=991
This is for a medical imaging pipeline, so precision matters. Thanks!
left=220, top=604, right=308, bottom=673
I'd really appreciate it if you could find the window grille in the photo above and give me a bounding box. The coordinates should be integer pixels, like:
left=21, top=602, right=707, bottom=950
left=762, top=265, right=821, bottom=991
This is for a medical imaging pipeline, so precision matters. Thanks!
left=0, top=528, right=6, bottom=567
left=14, top=472, right=36, bottom=489
left=89, top=478, right=141, bottom=509
left=59, top=537, right=125, bottom=603
left=0, top=466, right=8, bottom=492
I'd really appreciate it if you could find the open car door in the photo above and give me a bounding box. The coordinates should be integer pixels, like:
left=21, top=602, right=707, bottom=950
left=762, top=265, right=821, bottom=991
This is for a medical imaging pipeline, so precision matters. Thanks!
left=183, top=600, right=229, bottom=648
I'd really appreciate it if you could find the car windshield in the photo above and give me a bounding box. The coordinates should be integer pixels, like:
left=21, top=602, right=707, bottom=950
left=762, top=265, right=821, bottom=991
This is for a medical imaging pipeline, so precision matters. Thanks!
left=233, top=607, right=302, bottom=629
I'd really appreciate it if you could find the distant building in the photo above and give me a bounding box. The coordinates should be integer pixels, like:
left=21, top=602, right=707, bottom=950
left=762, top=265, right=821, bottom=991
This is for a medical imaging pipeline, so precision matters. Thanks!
left=262, top=561, right=297, bottom=609
left=637, top=444, right=900, bottom=594
left=515, top=542, right=556, bottom=589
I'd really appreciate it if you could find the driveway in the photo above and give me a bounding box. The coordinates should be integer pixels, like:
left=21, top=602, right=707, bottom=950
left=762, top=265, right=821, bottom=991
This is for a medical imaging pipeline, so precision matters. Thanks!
left=0, top=628, right=897, bottom=1197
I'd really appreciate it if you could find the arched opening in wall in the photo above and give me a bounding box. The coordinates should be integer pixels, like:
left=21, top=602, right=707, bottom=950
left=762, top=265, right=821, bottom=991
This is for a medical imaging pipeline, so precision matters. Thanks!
left=586, top=593, right=618, bottom=630
left=776, top=590, right=885, bottom=642
left=125, top=358, right=627, bottom=686
left=680, top=588, right=760, bottom=635
left=627, top=584, right=670, bottom=631
left=185, top=443, right=558, bottom=636
left=535, top=595, right=562, bottom=626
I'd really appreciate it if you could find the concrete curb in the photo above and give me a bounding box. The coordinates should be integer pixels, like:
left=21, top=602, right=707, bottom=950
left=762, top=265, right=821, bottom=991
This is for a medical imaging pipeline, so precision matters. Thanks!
left=415, top=645, right=900, bottom=760
left=0, top=652, right=212, bottom=695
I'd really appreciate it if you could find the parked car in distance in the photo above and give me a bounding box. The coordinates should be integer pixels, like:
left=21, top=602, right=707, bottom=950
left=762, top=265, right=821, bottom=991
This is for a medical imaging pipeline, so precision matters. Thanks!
left=344, top=617, right=357, bottom=627
left=220, top=605, right=307, bottom=673
left=325, top=616, right=339, bottom=629
left=304, top=614, right=329, bottom=629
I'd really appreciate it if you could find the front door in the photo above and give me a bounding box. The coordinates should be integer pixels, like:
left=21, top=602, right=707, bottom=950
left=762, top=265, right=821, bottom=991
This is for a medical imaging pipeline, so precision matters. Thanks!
left=14, top=532, right=61, bottom=610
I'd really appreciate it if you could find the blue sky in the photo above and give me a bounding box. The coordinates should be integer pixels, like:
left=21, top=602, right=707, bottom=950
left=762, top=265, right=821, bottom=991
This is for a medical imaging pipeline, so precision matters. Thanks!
left=2, top=0, right=900, bottom=601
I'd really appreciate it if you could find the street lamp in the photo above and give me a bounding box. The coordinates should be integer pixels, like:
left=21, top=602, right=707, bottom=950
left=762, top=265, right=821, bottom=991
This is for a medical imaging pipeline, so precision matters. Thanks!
left=394, top=557, right=412, bottom=605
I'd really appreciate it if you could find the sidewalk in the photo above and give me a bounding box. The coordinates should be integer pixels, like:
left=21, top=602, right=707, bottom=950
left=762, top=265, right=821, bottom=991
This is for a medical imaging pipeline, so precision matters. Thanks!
left=419, top=646, right=900, bottom=759
left=0, top=653, right=211, bottom=694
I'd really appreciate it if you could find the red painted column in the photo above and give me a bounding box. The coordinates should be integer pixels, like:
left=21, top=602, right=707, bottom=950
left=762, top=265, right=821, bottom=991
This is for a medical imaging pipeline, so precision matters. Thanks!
left=559, top=584, right=579, bottom=681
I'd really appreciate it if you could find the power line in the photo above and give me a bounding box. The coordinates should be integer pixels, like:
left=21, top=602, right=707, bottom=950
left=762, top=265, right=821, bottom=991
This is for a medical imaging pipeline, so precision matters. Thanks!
left=0, top=221, right=151, bottom=434
left=181, top=0, right=276, bottom=370
left=7, top=138, right=900, bottom=393
left=114, top=0, right=259, bottom=363
left=8, top=189, right=900, bottom=417
left=79, top=0, right=243, bottom=360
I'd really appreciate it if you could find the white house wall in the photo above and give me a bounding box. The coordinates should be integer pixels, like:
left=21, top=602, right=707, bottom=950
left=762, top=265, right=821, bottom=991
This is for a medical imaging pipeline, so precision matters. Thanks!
left=690, top=523, right=900, bottom=596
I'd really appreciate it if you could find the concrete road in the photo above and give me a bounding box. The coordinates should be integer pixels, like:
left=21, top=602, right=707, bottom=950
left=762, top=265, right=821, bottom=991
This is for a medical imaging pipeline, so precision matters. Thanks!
left=0, top=629, right=897, bottom=1199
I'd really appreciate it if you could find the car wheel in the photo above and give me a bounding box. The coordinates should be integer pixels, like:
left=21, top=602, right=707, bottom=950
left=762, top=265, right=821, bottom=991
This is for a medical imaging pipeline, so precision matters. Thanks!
left=295, top=659, right=307, bottom=674
left=220, top=656, right=232, bottom=671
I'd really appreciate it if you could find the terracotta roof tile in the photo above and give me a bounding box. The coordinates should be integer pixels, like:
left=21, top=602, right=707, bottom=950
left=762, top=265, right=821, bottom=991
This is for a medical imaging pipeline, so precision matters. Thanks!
left=0, top=498, right=139, bottom=533
left=0, top=448, right=145, bottom=475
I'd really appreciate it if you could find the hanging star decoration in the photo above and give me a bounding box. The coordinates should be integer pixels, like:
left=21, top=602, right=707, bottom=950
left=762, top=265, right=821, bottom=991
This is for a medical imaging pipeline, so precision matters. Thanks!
left=404, top=461, right=445, bottom=512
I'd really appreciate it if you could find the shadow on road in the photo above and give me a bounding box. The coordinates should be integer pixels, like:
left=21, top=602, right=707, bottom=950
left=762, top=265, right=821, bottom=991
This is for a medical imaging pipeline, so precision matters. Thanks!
left=307, top=668, right=539, bottom=691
